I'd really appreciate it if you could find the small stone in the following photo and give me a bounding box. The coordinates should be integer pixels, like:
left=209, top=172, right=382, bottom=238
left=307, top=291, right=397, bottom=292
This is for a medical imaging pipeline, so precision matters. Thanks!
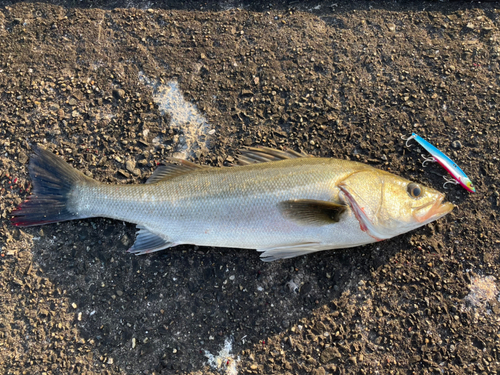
left=451, top=140, right=462, bottom=149
left=18, top=152, right=28, bottom=164
left=250, top=364, right=258, bottom=370
left=387, top=23, right=396, bottom=32
left=132, top=338, right=136, bottom=349
left=116, top=290, right=123, bottom=296
left=320, top=347, right=341, bottom=364
left=68, top=98, right=77, bottom=106
left=409, top=355, right=421, bottom=363
left=71, top=302, right=77, bottom=309
left=113, top=89, right=125, bottom=99
left=312, top=367, right=326, bottom=375
left=243, top=137, right=253, bottom=146
left=125, top=160, right=136, bottom=173
left=118, top=169, right=130, bottom=178
left=121, top=234, right=130, bottom=246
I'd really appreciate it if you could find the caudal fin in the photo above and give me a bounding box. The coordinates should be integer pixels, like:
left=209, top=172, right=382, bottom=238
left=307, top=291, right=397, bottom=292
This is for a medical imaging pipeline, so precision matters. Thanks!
left=11, top=145, right=95, bottom=227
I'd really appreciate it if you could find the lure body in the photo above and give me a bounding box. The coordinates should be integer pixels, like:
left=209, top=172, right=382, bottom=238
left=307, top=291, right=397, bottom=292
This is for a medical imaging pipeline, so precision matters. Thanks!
left=409, top=133, right=476, bottom=193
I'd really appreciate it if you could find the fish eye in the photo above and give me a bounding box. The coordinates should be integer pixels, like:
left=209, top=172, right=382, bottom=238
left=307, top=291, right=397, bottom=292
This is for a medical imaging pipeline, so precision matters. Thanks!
left=407, top=183, right=422, bottom=199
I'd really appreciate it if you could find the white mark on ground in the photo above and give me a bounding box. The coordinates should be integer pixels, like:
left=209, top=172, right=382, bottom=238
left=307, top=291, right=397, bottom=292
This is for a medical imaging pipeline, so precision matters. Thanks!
left=139, top=72, right=212, bottom=159
left=464, top=275, right=498, bottom=311
left=204, top=337, right=239, bottom=375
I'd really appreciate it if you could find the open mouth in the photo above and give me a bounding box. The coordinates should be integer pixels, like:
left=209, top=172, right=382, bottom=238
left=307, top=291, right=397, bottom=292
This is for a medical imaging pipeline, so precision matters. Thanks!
left=413, top=194, right=455, bottom=223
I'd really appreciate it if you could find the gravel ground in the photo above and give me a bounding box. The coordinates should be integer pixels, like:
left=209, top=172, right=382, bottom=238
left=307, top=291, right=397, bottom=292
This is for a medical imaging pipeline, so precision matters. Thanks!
left=0, top=1, right=499, bottom=374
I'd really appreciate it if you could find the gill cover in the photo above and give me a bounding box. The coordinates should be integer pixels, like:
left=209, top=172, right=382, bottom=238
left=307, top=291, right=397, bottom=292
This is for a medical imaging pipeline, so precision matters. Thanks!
left=338, top=170, right=393, bottom=241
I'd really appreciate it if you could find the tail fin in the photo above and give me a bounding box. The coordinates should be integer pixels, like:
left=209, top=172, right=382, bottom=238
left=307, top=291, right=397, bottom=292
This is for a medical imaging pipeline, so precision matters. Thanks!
left=11, top=145, right=95, bottom=227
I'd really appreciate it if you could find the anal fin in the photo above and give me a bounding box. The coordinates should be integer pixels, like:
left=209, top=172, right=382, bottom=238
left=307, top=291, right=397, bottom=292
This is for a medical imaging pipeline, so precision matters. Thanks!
left=257, top=242, right=324, bottom=262
left=127, top=225, right=176, bottom=255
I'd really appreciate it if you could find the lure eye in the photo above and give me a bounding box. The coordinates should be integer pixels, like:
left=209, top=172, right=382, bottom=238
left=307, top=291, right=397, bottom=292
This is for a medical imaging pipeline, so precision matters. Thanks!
left=407, top=183, right=423, bottom=198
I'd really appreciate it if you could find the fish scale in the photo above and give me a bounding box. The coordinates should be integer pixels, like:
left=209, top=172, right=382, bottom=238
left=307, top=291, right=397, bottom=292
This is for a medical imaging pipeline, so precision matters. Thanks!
left=74, top=158, right=364, bottom=250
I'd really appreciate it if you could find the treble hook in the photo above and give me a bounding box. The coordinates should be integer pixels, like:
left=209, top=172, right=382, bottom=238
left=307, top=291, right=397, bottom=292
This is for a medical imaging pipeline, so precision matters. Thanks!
left=443, top=175, right=459, bottom=189
left=421, top=154, right=436, bottom=167
left=401, top=134, right=417, bottom=148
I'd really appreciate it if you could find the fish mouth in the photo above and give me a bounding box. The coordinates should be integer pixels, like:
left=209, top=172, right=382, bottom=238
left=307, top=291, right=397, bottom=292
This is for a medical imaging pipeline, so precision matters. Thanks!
left=413, top=194, right=455, bottom=224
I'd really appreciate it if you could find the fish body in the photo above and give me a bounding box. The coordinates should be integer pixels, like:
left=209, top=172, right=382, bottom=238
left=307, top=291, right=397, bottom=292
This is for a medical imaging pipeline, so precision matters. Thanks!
left=12, top=146, right=454, bottom=261
left=409, top=133, right=476, bottom=193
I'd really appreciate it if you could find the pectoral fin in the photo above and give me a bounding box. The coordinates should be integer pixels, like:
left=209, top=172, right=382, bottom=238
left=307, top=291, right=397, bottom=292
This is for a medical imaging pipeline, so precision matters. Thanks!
left=128, top=225, right=176, bottom=255
left=278, top=199, right=347, bottom=226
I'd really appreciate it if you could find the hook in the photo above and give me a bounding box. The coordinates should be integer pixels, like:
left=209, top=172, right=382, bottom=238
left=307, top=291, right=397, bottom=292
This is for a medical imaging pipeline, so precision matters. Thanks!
left=401, top=134, right=417, bottom=148
left=421, top=154, right=436, bottom=167
left=443, top=175, right=459, bottom=189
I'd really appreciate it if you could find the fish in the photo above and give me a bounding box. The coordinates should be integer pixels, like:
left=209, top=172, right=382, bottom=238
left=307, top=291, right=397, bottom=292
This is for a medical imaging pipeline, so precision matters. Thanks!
left=405, top=133, right=476, bottom=193
left=11, top=145, right=454, bottom=261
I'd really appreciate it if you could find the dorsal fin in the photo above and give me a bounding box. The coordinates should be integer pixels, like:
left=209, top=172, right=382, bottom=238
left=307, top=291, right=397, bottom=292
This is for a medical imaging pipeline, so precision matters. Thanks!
left=146, top=158, right=204, bottom=184
left=238, top=146, right=309, bottom=165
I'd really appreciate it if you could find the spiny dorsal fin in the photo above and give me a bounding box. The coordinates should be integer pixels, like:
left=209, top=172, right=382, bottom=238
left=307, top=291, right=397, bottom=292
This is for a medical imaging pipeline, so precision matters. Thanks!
left=278, top=199, right=347, bottom=226
left=238, top=146, right=309, bottom=165
left=146, top=158, right=205, bottom=184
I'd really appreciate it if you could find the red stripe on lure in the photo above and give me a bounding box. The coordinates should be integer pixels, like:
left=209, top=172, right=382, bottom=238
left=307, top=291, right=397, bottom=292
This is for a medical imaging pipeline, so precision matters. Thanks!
left=405, top=133, right=476, bottom=193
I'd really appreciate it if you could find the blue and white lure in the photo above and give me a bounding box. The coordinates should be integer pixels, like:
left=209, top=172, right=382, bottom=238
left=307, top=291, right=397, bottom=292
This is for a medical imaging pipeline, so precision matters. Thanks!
left=404, top=133, right=476, bottom=193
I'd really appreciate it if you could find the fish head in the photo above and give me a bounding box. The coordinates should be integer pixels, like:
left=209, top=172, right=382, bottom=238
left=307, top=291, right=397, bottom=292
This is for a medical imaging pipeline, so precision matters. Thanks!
left=339, top=169, right=454, bottom=241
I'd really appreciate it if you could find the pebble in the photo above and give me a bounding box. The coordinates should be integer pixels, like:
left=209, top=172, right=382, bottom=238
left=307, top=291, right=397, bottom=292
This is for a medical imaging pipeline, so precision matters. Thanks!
left=18, top=151, right=28, bottom=164
left=113, top=88, right=126, bottom=98
left=118, top=169, right=130, bottom=178
left=451, top=140, right=462, bottom=149
left=125, top=160, right=136, bottom=173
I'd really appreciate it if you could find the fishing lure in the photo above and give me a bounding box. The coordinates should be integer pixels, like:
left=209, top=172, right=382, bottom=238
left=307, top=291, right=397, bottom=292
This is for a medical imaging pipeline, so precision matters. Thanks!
left=404, top=133, right=476, bottom=193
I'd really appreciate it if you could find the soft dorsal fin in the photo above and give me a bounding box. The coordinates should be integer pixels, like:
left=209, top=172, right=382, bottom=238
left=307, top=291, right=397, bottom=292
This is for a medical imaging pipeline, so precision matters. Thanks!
left=237, top=146, right=309, bottom=165
left=146, top=158, right=204, bottom=184
left=278, top=199, right=347, bottom=226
